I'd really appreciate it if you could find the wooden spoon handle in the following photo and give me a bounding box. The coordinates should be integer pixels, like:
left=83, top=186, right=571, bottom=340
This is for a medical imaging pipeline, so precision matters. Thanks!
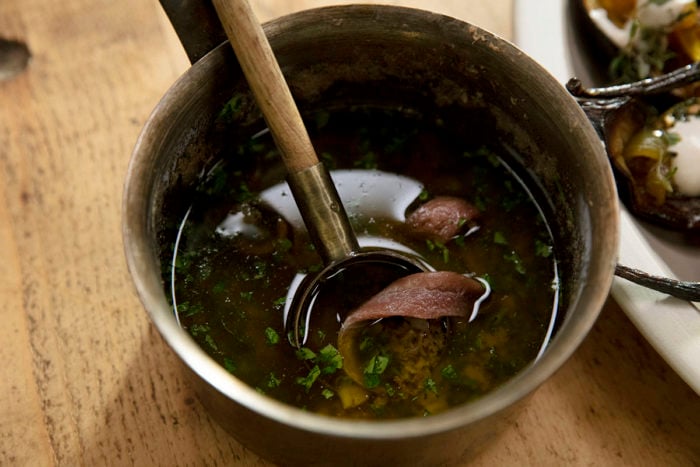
left=212, top=0, right=318, bottom=172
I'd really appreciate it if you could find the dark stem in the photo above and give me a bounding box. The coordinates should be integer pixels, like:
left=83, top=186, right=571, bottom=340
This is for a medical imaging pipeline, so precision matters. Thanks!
left=567, top=62, right=700, bottom=99
left=615, top=264, right=700, bottom=302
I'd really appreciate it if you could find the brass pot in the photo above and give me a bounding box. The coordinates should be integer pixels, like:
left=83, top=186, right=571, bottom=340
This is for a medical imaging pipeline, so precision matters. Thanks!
left=123, top=5, right=618, bottom=465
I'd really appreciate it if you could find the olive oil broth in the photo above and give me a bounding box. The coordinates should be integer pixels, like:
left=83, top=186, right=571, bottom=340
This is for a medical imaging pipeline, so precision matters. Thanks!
left=167, top=107, right=560, bottom=419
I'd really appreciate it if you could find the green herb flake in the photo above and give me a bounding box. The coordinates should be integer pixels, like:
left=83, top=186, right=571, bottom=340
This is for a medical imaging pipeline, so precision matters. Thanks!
left=217, top=94, right=245, bottom=122
left=359, top=336, right=375, bottom=352
left=629, top=19, right=640, bottom=40
left=176, top=301, right=203, bottom=318
left=318, top=344, right=343, bottom=374
left=364, top=374, right=381, bottom=390
left=223, top=357, right=236, bottom=374
left=267, top=372, right=282, bottom=388
left=295, top=347, right=316, bottom=361
left=441, top=364, right=458, bottom=381
left=504, top=251, right=526, bottom=275
left=265, top=327, right=280, bottom=346
left=363, top=354, right=390, bottom=389
left=424, top=378, right=438, bottom=394
left=248, top=141, right=267, bottom=153
left=240, top=290, right=254, bottom=301
left=174, top=253, right=193, bottom=276
left=188, top=323, right=209, bottom=337
left=233, top=182, right=255, bottom=203
left=204, top=334, right=218, bottom=351
left=486, top=153, right=501, bottom=167
left=535, top=240, right=553, bottom=258
left=440, top=242, right=450, bottom=263
left=274, top=238, right=293, bottom=255
left=272, top=296, right=287, bottom=308
left=321, top=388, right=335, bottom=400
left=493, top=231, right=508, bottom=246
left=426, top=239, right=450, bottom=263
left=296, top=365, right=321, bottom=392
left=252, top=261, right=267, bottom=280
left=664, top=131, right=681, bottom=146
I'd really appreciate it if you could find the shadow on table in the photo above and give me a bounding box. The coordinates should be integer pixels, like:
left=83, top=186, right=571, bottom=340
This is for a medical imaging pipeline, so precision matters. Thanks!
left=82, top=321, right=272, bottom=465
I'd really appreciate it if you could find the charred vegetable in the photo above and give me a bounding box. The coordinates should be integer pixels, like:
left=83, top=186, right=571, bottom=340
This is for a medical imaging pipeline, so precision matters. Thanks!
left=571, top=0, right=700, bottom=230
left=604, top=97, right=700, bottom=229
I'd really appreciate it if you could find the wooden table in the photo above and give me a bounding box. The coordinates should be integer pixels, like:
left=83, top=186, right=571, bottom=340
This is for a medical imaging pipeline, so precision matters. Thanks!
left=1, top=0, right=698, bottom=465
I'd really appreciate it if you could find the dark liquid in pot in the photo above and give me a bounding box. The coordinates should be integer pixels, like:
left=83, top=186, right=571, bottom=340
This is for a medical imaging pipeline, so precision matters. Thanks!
left=167, top=107, right=559, bottom=419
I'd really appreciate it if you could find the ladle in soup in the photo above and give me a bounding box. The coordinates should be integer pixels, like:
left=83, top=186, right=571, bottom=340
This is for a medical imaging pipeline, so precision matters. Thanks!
left=211, top=0, right=435, bottom=345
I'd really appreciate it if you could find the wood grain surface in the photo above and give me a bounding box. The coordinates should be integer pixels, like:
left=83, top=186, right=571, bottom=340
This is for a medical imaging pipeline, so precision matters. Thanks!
left=0, top=0, right=698, bottom=465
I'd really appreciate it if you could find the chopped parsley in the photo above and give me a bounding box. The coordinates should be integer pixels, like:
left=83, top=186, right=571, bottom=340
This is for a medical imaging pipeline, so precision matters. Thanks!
left=441, top=364, right=458, bottom=381
left=267, top=372, right=282, bottom=388
left=264, top=327, right=280, bottom=346
left=535, top=240, right=553, bottom=258
left=217, top=94, right=245, bottom=122
left=294, top=345, right=344, bottom=391
left=223, top=357, right=236, bottom=374
left=296, top=347, right=316, bottom=361
left=296, top=365, right=321, bottom=392
left=363, top=354, right=390, bottom=389
left=493, top=231, right=508, bottom=246
left=317, top=344, right=343, bottom=375
left=175, top=301, right=202, bottom=318
left=426, top=239, right=450, bottom=263
left=504, top=251, right=526, bottom=275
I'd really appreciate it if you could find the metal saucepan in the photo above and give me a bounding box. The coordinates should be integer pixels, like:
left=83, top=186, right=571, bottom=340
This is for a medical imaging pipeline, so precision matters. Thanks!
left=124, top=4, right=618, bottom=465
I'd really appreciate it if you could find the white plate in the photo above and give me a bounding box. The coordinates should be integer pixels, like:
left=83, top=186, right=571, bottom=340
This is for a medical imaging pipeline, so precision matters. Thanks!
left=514, top=0, right=700, bottom=394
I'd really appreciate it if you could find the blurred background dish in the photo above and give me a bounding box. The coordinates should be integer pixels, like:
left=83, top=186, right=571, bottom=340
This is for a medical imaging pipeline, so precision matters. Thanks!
left=515, top=0, right=700, bottom=394
left=568, top=0, right=700, bottom=233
